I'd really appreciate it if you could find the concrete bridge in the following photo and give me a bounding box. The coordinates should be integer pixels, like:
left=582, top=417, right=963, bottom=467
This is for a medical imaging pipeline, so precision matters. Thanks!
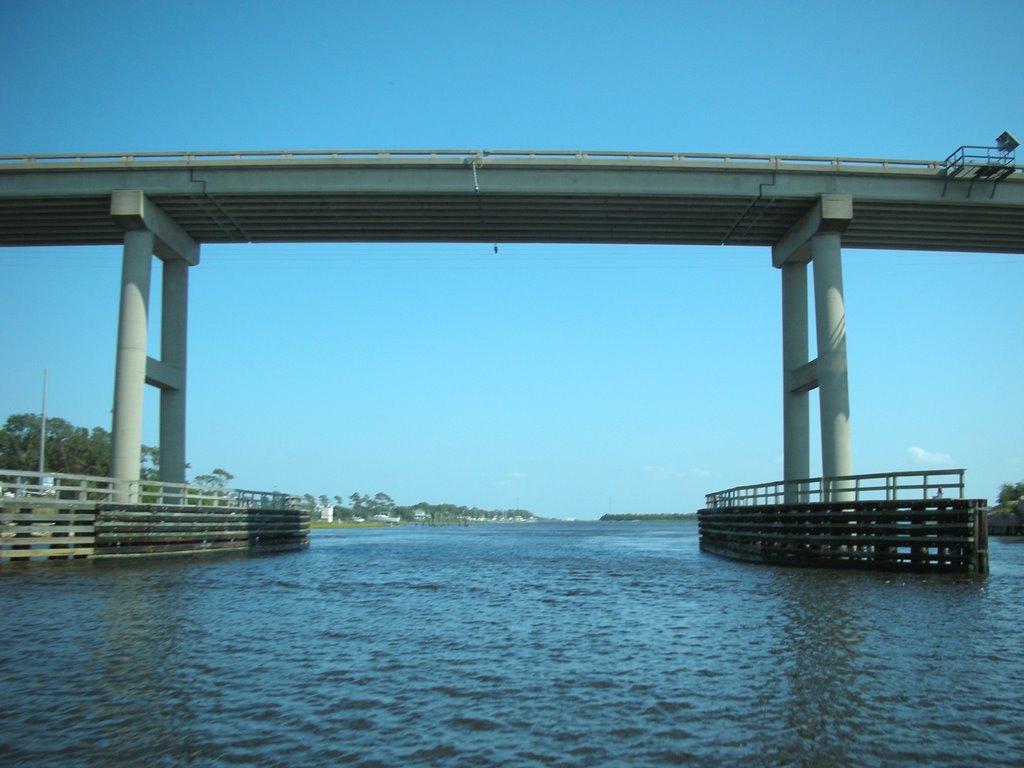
left=2, top=148, right=1022, bottom=501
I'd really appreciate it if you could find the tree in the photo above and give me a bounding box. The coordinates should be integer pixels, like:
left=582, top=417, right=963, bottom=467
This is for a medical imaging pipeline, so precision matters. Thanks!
left=0, top=412, right=156, bottom=477
left=996, top=480, right=1024, bottom=513
left=193, top=468, right=234, bottom=488
left=301, top=493, right=316, bottom=513
left=141, top=446, right=161, bottom=480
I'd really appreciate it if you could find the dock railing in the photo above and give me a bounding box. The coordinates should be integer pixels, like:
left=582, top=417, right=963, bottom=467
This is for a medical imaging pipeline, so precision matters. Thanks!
left=704, top=469, right=966, bottom=509
left=0, top=469, right=299, bottom=510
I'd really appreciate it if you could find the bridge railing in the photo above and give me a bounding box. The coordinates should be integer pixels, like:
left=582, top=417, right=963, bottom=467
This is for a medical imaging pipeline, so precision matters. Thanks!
left=0, top=469, right=298, bottom=510
left=3, top=148, right=1003, bottom=174
left=704, top=469, right=967, bottom=509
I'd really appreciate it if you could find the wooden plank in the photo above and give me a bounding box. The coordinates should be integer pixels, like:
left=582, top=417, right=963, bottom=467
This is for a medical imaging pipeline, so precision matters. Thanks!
left=94, top=541, right=251, bottom=556
left=0, top=498, right=98, bottom=509
left=95, top=523, right=255, bottom=534
left=97, top=538, right=250, bottom=548
left=0, top=535, right=96, bottom=545
left=1, top=525, right=96, bottom=535
left=699, top=511, right=974, bottom=525
left=704, top=536, right=966, bottom=569
left=95, top=513, right=248, bottom=524
left=1, top=547, right=94, bottom=559
left=0, top=513, right=97, bottom=523
left=695, top=519, right=972, bottom=533
left=95, top=524, right=252, bottom=536
left=698, top=527, right=975, bottom=547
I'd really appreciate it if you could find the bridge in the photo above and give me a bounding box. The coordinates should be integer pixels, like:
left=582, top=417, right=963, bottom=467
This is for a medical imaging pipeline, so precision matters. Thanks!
left=2, top=147, right=1022, bottom=517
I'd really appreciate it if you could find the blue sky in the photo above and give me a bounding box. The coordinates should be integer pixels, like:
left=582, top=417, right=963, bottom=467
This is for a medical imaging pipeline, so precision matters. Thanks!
left=1, top=0, right=1022, bottom=518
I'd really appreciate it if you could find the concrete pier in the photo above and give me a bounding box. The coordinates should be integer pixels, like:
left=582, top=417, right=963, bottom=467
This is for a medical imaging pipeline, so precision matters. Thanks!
left=773, top=195, right=854, bottom=500
left=781, top=262, right=810, bottom=502
left=810, top=232, right=853, bottom=486
left=110, top=229, right=154, bottom=493
left=157, top=258, right=188, bottom=484
left=110, top=191, right=198, bottom=493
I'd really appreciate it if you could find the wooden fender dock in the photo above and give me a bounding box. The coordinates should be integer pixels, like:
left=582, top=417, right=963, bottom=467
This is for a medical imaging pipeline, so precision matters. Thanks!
left=699, top=470, right=988, bottom=574
left=1, top=471, right=308, bottom=563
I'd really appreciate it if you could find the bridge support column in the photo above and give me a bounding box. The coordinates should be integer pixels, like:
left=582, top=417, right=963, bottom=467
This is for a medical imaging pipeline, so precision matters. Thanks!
left=810, top=233, right=852, bottom=485
left=111, top=229, right=154, bottom=499
left=781, top=262, right=810, bottom=502
left=773, top=195, right=853, bottom=501
left=110, top=191, right=199, bottom=497
left=159, top=259, right=188, bottom=485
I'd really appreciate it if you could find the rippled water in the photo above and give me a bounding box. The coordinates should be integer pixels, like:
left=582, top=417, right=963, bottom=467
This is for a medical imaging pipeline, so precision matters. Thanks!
left=3, top=523, right=1023, bottom=766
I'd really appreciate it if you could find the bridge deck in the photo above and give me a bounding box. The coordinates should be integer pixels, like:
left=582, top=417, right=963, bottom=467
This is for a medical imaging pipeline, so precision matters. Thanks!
left=1, top=150, right=1022, bottom=252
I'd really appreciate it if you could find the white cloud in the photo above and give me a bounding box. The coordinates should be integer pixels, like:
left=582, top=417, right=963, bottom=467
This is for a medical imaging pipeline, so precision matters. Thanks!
left=906, top=446, right=953, bottom=466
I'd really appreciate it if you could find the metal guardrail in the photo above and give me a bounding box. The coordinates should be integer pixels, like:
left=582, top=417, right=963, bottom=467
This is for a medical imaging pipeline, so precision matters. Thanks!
left=705, top=469, right=967, bottom=509
left=942, top=145, right=1016, bottom=181
left=0, top=469, right=298, bottom=510
left=2, top=148, right=1007, bottom=174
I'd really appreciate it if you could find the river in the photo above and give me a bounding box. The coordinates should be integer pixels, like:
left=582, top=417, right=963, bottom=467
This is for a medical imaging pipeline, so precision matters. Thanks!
left=2, top=522, right=1023, bottom=766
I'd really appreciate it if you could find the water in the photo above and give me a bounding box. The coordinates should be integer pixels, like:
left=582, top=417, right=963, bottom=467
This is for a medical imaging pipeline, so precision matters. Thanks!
left=2, top=523, right=1023, bottom=767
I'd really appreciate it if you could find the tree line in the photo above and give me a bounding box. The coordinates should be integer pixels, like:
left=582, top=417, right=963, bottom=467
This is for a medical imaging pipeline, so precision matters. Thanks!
left=0, top=412, right=158, bottom=478
left=305, top=490, right=534, bottom=524
left=0, top=412, right=535, bottom=521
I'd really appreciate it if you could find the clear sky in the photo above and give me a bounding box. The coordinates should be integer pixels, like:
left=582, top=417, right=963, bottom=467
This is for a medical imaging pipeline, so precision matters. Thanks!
left=1, top=0, right=1021, bottom=519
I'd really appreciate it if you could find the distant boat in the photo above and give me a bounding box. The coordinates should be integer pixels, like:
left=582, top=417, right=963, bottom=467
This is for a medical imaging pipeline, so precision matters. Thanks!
left=371, top=514, right=401, bottom=524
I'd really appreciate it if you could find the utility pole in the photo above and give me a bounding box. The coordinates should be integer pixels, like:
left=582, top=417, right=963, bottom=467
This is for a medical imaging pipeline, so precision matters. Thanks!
left=39, top=368, right=47, bottom=474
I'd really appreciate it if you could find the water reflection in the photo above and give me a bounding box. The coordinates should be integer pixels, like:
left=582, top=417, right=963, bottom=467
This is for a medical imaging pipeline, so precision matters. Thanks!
left=772, top=570, right=871, bottom=766
left=86, top=563, right=201, bottom=764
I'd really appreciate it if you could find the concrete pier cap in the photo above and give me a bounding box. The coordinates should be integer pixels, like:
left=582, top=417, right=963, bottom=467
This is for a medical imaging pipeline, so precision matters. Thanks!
left=772, top=195, right=853, bottom=267
left=111, top=190, right=200, bottom=266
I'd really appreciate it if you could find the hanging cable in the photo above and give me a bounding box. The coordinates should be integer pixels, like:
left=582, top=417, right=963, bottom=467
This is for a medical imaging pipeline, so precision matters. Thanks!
left=470, top=153, right=499, bottom=253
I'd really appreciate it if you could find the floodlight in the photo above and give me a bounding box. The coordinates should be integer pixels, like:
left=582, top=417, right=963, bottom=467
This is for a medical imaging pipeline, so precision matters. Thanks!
left=996, top=131, right=1019, bottom=153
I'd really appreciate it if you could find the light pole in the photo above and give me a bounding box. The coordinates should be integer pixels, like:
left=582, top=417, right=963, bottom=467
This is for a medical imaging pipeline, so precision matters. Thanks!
left=38, top=368, right=47, bottom=475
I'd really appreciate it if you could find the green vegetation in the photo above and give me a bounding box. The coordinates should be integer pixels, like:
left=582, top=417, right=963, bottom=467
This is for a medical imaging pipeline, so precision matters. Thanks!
left=194, top=468, right=235, bottom=489
left=1, top=413, right=534, bottom=523
left=0, top=412, right=158, bottom=477
left=600, top=512, right=698, bottom=522
left=310, top=492, right=536, bottom=525
left=994, top=479, right=1024, bottom=514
